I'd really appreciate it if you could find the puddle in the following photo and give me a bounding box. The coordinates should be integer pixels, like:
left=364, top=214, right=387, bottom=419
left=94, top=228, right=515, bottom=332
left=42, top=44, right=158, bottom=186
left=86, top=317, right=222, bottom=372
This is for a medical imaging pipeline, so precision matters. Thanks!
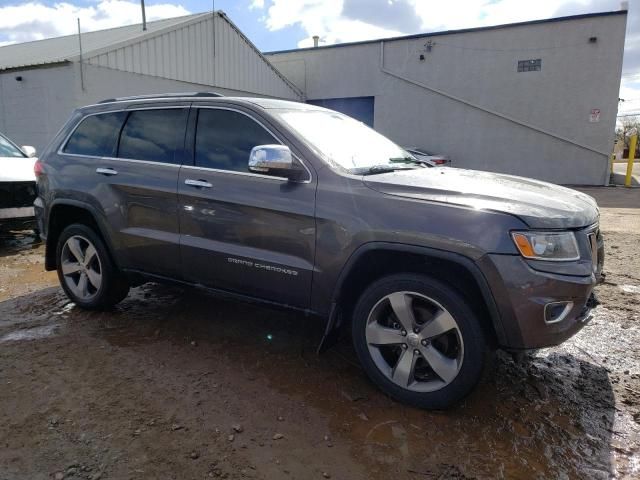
left=0, top=324, right=59, bottom=343
left=0, top=228, right=40, bottom=253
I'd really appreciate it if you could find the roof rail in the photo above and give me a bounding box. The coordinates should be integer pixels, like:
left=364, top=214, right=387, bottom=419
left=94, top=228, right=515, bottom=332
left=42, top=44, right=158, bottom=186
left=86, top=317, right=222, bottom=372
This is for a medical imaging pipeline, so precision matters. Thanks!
left=98, top=91, right=224, bottom=104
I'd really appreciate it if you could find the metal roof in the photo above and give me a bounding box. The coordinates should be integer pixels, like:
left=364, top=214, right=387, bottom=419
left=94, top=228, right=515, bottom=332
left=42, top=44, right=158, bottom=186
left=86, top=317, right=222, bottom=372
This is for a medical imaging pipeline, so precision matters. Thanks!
left=0, top=11, right=303, bottom=99
left=0, top=13, right=209, bottom=71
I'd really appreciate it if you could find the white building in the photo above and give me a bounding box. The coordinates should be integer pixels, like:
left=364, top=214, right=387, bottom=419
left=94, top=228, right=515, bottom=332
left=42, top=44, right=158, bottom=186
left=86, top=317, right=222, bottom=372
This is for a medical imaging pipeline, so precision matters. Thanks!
left=267, top=10, right=628, bottom=185
left=0, top=12, right=302, bottom=152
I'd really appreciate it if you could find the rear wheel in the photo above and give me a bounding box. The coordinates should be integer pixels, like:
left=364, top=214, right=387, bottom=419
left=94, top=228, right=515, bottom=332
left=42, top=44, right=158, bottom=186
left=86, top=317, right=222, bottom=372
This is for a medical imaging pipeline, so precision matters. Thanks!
left=56, top=223, right=129, bottom=309
left=351, top=274, right=486, bottom=409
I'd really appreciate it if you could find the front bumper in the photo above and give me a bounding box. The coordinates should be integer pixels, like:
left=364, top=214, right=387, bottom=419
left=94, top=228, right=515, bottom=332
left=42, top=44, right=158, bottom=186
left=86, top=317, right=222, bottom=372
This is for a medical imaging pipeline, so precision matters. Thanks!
left=0, top=180, right=37, bottom=221
left=483, top=254, right=597, bottom=350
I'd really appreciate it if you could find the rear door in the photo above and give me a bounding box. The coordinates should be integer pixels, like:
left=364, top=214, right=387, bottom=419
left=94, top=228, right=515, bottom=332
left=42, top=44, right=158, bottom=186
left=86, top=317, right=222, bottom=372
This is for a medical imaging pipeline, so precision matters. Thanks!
left=177, top=106, right=316, bottom=308
left=60, top=104, right=189, bottom=278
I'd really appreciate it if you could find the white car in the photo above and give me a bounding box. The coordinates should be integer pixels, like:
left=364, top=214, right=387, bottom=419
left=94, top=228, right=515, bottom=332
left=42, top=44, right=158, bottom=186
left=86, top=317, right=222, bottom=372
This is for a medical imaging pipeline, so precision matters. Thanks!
left=404, top=147, right=451, bottom=167
left=0, top=132, right=38, bottom=226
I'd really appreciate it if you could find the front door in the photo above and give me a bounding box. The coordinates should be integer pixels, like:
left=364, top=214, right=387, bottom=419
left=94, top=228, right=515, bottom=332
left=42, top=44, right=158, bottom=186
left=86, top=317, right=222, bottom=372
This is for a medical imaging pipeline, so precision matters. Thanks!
left=178, top=107, right=316, bottom=308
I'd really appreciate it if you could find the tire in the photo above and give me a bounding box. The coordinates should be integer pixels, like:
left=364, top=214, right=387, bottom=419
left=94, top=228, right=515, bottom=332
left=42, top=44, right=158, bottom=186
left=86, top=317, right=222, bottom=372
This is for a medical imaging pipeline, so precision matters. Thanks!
left=351, top=274, right=487, bottom=409
left=56, top=223, right=129, bottom=310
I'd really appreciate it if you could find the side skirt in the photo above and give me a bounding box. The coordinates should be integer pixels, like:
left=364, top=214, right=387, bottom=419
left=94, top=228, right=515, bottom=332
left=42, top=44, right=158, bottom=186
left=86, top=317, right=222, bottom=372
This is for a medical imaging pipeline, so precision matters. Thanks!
left=122, top=268, right=324, bottom=319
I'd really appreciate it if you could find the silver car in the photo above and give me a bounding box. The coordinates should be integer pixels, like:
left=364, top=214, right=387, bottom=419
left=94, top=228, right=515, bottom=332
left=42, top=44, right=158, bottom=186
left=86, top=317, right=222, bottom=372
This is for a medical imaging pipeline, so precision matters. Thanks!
left=405, top=147, right=451, bottom=167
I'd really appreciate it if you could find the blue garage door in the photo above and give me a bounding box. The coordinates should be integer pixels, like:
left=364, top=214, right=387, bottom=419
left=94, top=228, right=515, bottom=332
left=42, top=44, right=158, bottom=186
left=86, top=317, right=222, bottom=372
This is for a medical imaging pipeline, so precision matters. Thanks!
left=307, top=96, right=375, bottom=127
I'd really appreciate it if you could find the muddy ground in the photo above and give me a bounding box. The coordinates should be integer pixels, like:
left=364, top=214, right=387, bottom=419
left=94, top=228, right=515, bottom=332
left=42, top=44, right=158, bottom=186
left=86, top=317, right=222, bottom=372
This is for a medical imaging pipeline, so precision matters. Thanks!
left=0, top=187, right=639, bottom=480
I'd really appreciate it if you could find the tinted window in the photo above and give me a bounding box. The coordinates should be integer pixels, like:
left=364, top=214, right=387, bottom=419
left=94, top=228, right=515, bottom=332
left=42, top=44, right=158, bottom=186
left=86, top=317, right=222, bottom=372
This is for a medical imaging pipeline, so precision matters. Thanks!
left=195, top=109, right=277, bottom=172
left=118, top=109, right=188, bottom=164
left=64, top=112, right=126, bottom=157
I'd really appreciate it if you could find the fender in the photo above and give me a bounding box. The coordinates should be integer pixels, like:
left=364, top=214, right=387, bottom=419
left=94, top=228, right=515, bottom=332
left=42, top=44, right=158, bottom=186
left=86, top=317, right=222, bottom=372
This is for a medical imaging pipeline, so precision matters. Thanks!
left=317, top=241, right=507, bottom=353
left=44, top=198, right=122, bottom=271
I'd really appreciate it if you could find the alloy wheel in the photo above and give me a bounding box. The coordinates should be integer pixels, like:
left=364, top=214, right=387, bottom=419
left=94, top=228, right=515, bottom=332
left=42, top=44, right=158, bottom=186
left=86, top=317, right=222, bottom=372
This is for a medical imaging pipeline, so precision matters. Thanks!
left=60, top=235, right=103, bottom=301
left=365, top=291, right=464, bottom=392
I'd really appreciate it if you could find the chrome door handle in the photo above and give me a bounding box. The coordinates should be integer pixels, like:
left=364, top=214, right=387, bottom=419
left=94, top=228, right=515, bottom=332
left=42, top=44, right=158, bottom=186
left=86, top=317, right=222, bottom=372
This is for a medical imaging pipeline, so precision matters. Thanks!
left=96, top=167, right=118, bottom=176
left=185, top=179, right=212, bottom=188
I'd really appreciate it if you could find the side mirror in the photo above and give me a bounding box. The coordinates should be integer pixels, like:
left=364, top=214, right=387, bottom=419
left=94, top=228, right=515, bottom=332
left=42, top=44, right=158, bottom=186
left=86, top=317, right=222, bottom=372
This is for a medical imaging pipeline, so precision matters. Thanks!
left=248, top=145, right=303, bottom=180
left=21, top=145, right=37, bottom=158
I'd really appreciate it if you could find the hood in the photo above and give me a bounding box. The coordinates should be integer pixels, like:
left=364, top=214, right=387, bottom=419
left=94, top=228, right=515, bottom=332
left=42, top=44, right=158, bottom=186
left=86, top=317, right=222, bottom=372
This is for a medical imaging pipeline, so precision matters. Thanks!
left=363, top=167, right=599, bottom=229
left=0, top=156, right=37, bottom=182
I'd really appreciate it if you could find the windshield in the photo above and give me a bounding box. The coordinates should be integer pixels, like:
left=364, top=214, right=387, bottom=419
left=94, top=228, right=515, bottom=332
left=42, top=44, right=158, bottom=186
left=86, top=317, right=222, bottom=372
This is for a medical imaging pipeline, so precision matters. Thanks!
left=0, top=134, right=26, bottom=158
left=273, top=109, right=420, bottom=174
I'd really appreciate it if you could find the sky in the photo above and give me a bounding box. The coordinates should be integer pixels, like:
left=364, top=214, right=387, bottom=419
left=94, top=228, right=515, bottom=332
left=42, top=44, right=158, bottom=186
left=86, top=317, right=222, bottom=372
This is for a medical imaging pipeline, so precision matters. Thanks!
left=0, top=0, right=638, bottom=116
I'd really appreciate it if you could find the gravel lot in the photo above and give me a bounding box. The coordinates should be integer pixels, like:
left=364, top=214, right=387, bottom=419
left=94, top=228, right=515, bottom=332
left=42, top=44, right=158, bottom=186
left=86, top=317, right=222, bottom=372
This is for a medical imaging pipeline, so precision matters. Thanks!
left=0, top=187, right=638, bottom=480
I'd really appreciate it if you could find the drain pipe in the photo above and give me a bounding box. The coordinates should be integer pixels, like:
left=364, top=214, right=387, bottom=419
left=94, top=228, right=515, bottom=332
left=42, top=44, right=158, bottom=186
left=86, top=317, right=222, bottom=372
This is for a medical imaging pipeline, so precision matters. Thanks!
left=141, top=0, right=147, bottom=31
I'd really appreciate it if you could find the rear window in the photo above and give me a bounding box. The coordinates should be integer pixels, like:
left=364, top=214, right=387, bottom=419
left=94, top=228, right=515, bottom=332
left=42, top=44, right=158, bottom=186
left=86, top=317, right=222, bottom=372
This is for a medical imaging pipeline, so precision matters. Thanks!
left=0, top=133, right=25, bottom=158
left=118, top=109, right=187, bottom=164
left=64, top=112, right=126, bottom=157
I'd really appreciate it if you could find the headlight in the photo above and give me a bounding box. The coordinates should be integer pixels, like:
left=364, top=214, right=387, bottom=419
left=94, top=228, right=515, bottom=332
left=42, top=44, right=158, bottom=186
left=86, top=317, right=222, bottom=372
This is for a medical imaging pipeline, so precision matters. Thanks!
left=511, top=231, right=580, bottom=261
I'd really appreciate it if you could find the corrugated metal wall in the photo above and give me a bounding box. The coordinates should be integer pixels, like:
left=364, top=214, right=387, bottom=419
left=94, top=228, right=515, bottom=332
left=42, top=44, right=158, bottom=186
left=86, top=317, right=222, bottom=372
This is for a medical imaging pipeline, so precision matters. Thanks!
left=85, top=15, right=301, bottom=100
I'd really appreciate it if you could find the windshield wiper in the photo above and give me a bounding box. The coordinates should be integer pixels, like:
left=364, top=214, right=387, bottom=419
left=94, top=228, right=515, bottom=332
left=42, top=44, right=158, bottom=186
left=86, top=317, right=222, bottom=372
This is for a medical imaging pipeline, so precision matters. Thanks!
left=360, top=164, right=417, bottom=175
left=389, top=156, right=422, bottom=165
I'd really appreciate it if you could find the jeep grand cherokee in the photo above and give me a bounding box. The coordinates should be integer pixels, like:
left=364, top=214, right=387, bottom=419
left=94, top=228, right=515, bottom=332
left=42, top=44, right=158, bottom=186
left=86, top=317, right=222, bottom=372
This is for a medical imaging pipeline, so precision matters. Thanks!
left=34, top=93, right=604, bottom=409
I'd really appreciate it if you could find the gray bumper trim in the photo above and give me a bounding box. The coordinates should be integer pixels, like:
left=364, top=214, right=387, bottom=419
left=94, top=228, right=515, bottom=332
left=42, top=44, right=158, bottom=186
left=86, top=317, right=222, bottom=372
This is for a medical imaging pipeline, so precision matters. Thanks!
left=0, top=206, right=35, bottom=219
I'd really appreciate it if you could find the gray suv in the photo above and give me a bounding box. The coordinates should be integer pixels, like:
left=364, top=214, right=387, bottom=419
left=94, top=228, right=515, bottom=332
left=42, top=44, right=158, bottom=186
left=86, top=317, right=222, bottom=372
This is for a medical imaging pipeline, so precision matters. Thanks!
left=34, top=93, right=604, bottom=409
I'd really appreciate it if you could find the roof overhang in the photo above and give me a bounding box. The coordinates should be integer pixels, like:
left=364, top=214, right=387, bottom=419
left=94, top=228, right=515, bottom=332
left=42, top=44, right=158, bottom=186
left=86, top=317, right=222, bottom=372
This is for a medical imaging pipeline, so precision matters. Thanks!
left=265, top=9, right=628, bottom=55
left=0, top=60, right=71, bottom=73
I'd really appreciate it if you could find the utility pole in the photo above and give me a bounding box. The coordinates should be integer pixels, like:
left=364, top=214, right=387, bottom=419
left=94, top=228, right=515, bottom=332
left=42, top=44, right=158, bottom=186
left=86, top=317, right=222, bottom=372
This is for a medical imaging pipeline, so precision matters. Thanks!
left=141, top=0, right=147, bottom=31
left=212, top=0, right=216, bottom=56
left=77, top=18, right=85, bottom=91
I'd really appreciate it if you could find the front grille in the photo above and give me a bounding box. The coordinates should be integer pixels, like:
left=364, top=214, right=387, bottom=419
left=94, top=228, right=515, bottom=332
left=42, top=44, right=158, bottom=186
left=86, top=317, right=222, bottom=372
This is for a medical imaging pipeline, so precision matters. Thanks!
left=0, top=181, right=37, bottom=209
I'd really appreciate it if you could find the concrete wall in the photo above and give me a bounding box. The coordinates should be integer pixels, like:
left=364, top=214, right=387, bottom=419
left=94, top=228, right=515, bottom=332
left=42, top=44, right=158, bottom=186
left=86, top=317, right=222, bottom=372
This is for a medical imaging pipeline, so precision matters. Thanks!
left=267, top=12, right=627, bottom=185
left=0, top=62, right=275, bottom=153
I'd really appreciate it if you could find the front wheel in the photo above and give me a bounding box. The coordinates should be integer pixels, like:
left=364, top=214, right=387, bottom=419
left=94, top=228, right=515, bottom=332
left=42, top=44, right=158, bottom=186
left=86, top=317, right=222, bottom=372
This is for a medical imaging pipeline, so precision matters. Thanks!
left=56, top=223, right=129, bottom=310
left=351, top=274, right=487, bottom=409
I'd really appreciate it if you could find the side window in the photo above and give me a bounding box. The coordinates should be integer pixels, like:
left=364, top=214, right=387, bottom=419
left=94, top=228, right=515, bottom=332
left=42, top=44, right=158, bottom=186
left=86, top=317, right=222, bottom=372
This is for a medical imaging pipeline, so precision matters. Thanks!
left=118, top=109, right=188, bottom=164
left=63, top=112, right=126, bottom=157
left=195, top=109, right=278, bottom=172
